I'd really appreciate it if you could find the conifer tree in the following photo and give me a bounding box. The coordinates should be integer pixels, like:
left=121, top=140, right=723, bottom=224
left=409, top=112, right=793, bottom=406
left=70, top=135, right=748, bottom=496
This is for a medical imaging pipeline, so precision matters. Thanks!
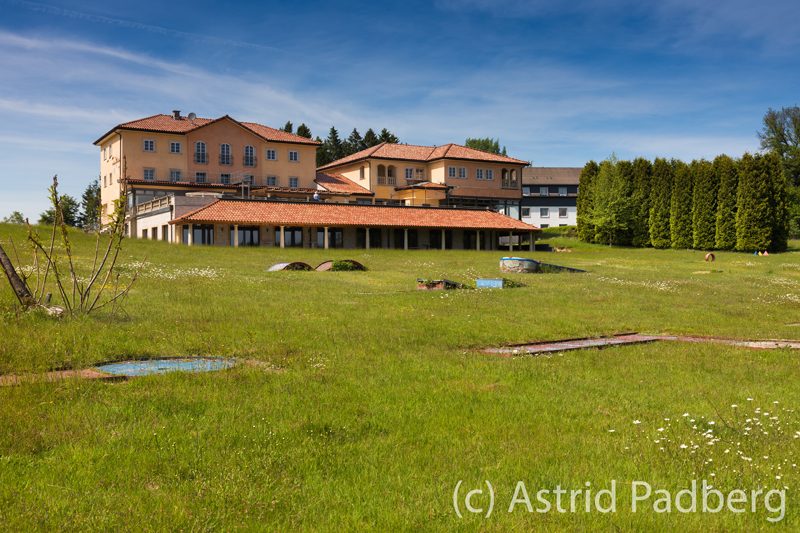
left=670, top=161, right=694, bottom=248
left=346, top=128, right=365, bottom=154
left=282, top=121, right=293, bottom=133
left=363, top=128, right=379, bottom=148
left=648, top=158, right=673, bottom=248
left=767, top=151, right=790, bottom=252
left=690, top=159, right=717, bottom=249
left=591, top=157, right=634, bottom=245
left=378, top=128, right=400, bottom=144
left=576, top=161, right=599, bottom=242
left=736, top=153, right=773, bottom=251
left=630, top=157, right=652, bottom=247
left=713, top=155, right=738, bottom=250
left=296, top=123, right=312, bottom=139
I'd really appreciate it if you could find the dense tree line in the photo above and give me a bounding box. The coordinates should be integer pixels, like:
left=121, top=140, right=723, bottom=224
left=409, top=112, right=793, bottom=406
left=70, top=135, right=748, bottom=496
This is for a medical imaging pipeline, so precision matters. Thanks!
left=577, top=153, right=789, bottom=252
left=280, top=121, right=401, bottom=167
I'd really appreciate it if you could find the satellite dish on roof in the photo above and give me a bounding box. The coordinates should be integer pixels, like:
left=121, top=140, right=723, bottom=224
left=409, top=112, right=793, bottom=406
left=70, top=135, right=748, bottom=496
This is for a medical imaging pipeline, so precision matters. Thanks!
left=187, top=112, right=197, bottom=121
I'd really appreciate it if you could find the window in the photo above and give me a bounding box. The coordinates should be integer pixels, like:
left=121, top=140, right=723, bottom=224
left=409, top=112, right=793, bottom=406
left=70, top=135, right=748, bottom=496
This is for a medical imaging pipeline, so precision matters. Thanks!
left=448, top=166, right=456, bottom=178
left=143, top=139, right=155, bottom=152
left=289, top=177, right=299, bottom=188
left=387, top=166, right=397, bottom=185
left=416, top=168, right=424, bottom=181
left=377, top=164, right=386, bottom=185
left=143, top=168, right=155, bottom=180
left=510, top=169, right=518, bottom=187
left=559, top=186, right=567, bottom=197
left=359, top=166, right=365, bottom=181
left=521, top=207, right=531, bottom=218
left=244, top=175, right=254, bottom=185
left=275, top=227, right=303, bottom=247
left=559, top=207, right=568, bottom=218
left=169, top=169, right=181, bottom=182
left=476, top=169, right=484, bottom=180
left=195, top=172, right=207, bottom=183
left=142, top=228, right=148, bottom=239
left=244, top=145, right=255, bottom=166
left=219, top=143, right=231, bottom=165
left=267, top=176, right=277, bottom=186
left=541, top=224, right=549, bottom=228
left=230, top=226, right=260, bottom=247
left=486, top=169, right=494, bottom=180
left=183, top=224, right=214, bottom=246
left=220, top=173, right=231, bottom=184
left=194, top=142, right=207, bottom=163
left=170, top=142, right=181, bottom=154
left=540, top=207, right=550, bottom=218
left=458, top=167, right=466, bottom=179
left=317, top=228, right=344, bottom=249
left=289, top=151, right=299, bottom=162
left=266, top=149, right=277, bottom=160
left=405, top=168, right=413, bottom=180
left=162, top=225, right=169, bottom=241
left=539, top=186, right=549, bottom=196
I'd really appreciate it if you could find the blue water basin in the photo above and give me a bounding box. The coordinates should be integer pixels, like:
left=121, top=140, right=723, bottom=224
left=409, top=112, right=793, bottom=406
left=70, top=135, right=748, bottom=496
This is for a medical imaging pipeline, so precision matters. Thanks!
left=96, top=358, right=236, bottom=377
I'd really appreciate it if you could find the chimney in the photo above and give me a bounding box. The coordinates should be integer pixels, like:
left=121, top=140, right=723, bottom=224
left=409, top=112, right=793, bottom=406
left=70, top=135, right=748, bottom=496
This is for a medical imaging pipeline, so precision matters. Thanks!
left=172, top=110, right=181, bottom=120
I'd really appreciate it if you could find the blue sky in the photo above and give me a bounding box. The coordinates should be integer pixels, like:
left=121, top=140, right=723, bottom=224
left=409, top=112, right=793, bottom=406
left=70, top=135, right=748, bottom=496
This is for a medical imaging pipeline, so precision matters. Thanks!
left=1, top=0, right=799, bottom=218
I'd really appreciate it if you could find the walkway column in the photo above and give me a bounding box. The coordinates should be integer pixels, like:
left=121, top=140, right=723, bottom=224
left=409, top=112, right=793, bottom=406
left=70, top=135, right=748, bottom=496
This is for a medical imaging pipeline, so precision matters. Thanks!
left=188, top=224, right=194, bottom=246
left=441, top=229, right=446, bottom=250
left=365, top=228, right=370, bottom=250
left=508, top=231, right=513, bottom=252
left=324, top=227, right=329, bottom=249
left=234, top=224, right=239, bottom=248
left=476, top=230, right=481, bottom=251
left=529, top=231, right=535, bottom=252
left=280, top=225, right=285, bottom=249
left=404, top=228, right=409, bottom=250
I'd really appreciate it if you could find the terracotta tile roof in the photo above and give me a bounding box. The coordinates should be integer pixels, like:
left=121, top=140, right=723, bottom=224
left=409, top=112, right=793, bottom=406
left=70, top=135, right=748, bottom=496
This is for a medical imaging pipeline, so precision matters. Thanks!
left=314, top=172, right=374, bottom=196
left=172, top=199, right=539, bottom=231
left=522, top=167, right=582, bottom=185
left=126, top=178, right=236, bottom=190
left=317, top=142, right=529, bottom=170
left=394, top=181, right=450, bottom=191
left=94, top=114, right=320, bottom=145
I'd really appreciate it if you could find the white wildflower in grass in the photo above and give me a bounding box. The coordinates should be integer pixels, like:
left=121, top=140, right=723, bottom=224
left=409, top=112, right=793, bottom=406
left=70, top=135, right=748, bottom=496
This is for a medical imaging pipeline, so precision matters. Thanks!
left=680, top=444, right=688, bottom=449
left=657, top=427, right=665, bottom=432
left=633, top=420, right=641, bottom=425
left=607, top=429, right=616, bottom=433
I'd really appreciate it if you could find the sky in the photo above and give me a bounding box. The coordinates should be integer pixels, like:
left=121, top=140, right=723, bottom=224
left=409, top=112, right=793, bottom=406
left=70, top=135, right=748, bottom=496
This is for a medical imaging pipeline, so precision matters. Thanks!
left=1, top=0, right=799, bottom=219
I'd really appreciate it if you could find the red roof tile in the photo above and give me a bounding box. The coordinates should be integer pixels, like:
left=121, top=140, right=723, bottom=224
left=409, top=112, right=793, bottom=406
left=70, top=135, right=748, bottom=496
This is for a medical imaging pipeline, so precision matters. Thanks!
left=314, top=172, right=374, bottom=196
left=318, top=142, right=529, bottom=170
left=95, top=114, right=320, bottom=145
left=172, top=199, right=539, bottom=231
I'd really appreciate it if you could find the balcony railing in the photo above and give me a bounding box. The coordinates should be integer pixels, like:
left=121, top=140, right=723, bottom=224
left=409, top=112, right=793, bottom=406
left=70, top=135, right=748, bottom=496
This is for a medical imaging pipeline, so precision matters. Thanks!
left=194, top=153, right=208, bottom=164
left=243, top=156, right=257, bottom=167
left=134, top=195, right=172, bottom=215
left=219, top=155, right=232, bottom=165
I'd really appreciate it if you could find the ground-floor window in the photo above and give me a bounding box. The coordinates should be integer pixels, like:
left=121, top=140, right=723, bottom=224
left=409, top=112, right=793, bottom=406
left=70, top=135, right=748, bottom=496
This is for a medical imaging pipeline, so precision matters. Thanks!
left=393, top=228, right=418, bottom=249
left=142, top=228, right=148, bottom=239
left=356, top=228, right=383, bottom=248
left=275, top=227, right=303, bottom=247
left=182, top=224, right=214, bottom=245
left=230, top=226, right=260, bottom=246
left=316, top=228, right=343, bottom=248
left=463, top=230, right=489, bottom=250
left=161, top=225, right=169, bottom=241
left=429, top=229, right=453, bottom=250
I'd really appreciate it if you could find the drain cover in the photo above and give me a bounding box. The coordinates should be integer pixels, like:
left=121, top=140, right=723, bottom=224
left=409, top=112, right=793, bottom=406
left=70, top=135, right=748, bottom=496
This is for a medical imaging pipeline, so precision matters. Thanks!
left=95, top=358, right=235, bottom=377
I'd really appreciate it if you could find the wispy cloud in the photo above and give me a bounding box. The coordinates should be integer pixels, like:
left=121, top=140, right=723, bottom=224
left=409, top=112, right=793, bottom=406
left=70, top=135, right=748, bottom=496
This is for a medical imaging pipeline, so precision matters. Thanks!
left=2, top=0, right=286, bottom=53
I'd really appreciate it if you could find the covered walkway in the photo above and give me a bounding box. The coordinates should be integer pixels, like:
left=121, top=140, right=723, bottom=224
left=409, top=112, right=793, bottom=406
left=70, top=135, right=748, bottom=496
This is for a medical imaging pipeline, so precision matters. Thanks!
left=170, top=199, right=539, bottom=251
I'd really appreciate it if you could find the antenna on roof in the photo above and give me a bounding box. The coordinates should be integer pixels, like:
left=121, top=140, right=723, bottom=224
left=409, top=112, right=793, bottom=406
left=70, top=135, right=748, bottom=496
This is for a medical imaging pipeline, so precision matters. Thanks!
left=187, top=112, right=197, bottom=121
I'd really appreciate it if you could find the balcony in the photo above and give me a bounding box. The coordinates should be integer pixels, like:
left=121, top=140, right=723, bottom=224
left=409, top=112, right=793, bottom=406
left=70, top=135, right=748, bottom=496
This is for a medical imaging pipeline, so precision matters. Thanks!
left=219, top=155, right=232, bottom=165
left=194, top=153, right=208, bottom=164
left=243, top=156, right=257, bottom=167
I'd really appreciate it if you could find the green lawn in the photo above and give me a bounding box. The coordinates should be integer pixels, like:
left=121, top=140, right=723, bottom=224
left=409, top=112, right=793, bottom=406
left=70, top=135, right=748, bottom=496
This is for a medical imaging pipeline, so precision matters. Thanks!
left=1, top=223, right=799, bottom=530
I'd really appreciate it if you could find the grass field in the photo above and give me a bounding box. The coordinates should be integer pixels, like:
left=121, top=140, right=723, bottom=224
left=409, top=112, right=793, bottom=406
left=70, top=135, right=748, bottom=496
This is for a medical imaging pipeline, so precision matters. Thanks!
left=1, top=223, right=799, bottom=530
